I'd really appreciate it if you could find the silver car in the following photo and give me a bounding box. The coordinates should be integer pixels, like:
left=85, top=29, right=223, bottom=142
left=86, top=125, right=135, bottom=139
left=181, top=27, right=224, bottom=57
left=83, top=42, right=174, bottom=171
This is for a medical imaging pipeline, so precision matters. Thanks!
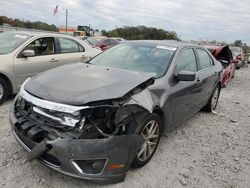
left=0, top=31, right=102, bottom=104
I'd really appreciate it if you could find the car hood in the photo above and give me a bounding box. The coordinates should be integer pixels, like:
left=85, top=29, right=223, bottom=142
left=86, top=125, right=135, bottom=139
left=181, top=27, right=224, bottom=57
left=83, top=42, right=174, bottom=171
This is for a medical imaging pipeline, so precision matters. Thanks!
left=24, top=63, right=155, bottom=106
left=211, top=45, right=232, bottom=62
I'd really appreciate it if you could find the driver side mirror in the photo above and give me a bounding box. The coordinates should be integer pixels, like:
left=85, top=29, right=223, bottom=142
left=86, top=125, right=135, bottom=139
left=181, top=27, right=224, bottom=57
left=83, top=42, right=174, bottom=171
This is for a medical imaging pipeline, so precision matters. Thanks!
left=175, top=71, right=196, bottom=81
left=22, top=50, right=35, bottom=58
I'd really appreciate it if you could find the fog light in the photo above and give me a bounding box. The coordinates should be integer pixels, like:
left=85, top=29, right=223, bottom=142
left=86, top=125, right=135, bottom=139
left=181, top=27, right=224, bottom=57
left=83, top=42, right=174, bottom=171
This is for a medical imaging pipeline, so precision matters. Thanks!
left=72, top=159, right=107, bottom=175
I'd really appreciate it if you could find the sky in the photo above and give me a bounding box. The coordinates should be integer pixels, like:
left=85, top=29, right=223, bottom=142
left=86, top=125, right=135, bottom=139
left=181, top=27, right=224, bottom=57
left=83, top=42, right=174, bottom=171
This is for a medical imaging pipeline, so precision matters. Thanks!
left=0, top=0, right=250, bottom=44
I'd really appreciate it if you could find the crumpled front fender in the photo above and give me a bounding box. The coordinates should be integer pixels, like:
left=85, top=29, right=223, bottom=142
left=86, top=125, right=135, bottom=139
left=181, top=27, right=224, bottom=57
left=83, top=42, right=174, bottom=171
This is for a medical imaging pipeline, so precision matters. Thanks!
left=10, top=102, right=144, bottom=183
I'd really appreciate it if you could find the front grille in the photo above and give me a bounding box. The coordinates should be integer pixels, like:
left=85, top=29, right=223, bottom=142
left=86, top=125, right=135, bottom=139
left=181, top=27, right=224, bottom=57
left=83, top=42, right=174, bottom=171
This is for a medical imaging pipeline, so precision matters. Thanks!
left=14, top=100, right=62, bottom=167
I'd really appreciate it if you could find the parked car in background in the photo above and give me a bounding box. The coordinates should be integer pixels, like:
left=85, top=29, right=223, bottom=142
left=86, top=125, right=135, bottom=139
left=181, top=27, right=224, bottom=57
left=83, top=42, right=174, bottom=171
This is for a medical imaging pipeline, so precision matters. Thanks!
left=112, top=37, right=126, bottom=42
left=83, top=36, right=119, bottom=51
left=10, top=41, right=222, bottom=183
left=208, top=45, right=237, bottom=87
left=248, top=53, right=250, bottom=64
left=0, top=31, right=101, bottom=104
left=231, top=46, right=245, bottom=69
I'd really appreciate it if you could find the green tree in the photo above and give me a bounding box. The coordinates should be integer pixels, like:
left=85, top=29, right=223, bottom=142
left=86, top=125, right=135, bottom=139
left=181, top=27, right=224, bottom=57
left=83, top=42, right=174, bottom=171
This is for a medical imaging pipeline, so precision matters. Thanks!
left=234, top=40, right=243, bottom=47
left=0, top=15, right=58, bottom=31
left=103, top=26, right=180, bottom=41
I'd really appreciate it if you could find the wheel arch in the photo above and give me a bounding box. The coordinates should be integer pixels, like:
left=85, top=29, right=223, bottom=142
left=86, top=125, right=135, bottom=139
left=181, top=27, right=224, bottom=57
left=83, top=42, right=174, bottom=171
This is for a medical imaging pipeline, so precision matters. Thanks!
left=217, top=80, right=222, bottom=90
left=153, top=106, right=166, bottom=134
left=0, top=73, right=13, bottom=95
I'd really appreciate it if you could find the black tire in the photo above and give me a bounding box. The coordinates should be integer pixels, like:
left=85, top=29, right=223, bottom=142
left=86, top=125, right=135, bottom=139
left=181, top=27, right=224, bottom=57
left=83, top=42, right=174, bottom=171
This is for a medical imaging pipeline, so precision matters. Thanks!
left=0, top=78, right=8, bottom=105
left=127, top=113, right=162, bottom=168
left=203, top=84, right=221, bottom=112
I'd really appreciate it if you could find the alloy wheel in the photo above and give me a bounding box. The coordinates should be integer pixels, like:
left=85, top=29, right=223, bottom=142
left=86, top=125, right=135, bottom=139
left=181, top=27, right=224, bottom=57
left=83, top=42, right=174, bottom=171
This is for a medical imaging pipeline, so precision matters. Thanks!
left=138, top=120, right=160, bottom=162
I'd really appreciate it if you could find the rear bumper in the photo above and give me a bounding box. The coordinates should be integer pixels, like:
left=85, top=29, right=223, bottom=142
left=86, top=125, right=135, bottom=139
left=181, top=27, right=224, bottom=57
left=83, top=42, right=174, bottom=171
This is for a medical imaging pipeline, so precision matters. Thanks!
left=9, top=106, right=144, bottom=184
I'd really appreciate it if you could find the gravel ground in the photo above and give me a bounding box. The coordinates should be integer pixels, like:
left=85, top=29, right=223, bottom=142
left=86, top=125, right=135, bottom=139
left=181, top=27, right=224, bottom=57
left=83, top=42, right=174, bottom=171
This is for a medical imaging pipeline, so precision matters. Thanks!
left=0, top=67, right=250, bottom=188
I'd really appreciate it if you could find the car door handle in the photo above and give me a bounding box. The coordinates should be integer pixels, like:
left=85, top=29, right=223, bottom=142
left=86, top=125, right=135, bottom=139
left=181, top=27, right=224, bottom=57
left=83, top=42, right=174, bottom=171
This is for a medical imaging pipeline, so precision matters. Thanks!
left=196, top=78, right=202, bottom=86
left=49, top=58, right=58, bottom=63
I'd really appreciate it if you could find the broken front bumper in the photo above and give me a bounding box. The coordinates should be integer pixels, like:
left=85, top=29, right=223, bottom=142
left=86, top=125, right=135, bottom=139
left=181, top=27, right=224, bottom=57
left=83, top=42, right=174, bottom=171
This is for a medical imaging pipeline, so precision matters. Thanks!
left=9, top=106, right=144, bottom=184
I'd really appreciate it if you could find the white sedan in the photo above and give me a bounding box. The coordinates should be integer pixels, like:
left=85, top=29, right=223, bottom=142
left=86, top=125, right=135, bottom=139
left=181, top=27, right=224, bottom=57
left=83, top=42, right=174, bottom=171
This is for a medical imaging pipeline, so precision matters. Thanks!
left=0, top=31, right=102, bottom=104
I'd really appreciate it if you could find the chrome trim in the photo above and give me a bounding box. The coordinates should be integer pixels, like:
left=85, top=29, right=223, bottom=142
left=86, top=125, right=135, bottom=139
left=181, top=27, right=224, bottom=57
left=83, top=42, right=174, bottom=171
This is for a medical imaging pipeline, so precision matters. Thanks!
left=19, top=78, right=90, bottom=114
left=33, top=107, right=80, bottom=127
left=71, top=158, right=108, bottom=176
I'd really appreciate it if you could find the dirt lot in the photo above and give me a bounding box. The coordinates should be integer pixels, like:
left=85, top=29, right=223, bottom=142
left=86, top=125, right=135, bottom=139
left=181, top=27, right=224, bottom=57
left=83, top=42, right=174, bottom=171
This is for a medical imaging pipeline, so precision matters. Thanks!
left=0, top=67, right=249, bottom=188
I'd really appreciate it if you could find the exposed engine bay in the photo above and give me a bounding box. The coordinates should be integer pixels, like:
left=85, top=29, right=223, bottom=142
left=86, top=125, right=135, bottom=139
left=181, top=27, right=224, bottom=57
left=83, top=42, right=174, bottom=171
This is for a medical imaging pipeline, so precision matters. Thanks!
left=14, top=77, right=155, bottom=143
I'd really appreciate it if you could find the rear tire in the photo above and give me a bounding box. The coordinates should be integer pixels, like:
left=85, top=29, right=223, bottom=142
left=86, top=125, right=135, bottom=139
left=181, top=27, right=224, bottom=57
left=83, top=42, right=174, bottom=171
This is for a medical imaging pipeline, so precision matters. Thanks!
left=127, top=113, right=162, bottom=168
left=0, top=78, right=8, bottom=105
left=203, top=84, right=221, bottom=112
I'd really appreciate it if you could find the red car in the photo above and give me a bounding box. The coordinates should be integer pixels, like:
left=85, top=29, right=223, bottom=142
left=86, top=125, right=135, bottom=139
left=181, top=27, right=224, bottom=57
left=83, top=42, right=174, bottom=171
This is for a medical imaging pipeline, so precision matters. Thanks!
left=84, top=37, right=119, bottom=51
left=205, top=45, right=237, bottom=87
left=230, top=46, right=245, bottom=69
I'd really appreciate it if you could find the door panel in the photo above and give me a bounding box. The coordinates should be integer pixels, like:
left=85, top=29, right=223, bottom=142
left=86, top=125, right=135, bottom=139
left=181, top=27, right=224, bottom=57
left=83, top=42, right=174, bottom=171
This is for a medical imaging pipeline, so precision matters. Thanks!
left=14, top=37, right=60, bottom=89
left=58, top=37, right=90, bottom=65
left=195, top=49, right=218, bottom=108
left=59, top=52, right=89, bottom=65
left=169, top=48, right=202, bottom=126
left=169, top=79, right=202, bottom=125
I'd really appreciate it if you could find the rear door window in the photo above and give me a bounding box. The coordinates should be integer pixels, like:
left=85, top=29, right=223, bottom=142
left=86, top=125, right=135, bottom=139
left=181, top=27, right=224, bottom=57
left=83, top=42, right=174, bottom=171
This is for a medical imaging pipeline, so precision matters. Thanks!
left=58, top=38, right=85, bottom=53
left=196, top=49, right=213, bottom=70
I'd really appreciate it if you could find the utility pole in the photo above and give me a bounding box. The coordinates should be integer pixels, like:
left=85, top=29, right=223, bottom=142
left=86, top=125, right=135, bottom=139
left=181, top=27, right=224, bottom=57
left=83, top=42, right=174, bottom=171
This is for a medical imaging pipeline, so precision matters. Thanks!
left=66, top=9, right=68, bottom=33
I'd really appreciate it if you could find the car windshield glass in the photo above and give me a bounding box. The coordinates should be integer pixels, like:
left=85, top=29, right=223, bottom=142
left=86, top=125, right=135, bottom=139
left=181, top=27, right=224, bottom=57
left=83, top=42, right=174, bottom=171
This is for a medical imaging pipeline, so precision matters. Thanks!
left=85, top=37, right=102, bottom=46
left=90, top=43, right=176, bottom=77
left=0, top=32, right=31, bottom=54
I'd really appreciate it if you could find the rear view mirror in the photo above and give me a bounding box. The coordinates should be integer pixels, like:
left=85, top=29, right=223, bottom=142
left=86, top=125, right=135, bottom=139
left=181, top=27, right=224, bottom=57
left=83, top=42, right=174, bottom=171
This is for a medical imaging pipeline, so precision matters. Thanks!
left=22, top=50, right=35, bottom=57
left=175, top=71, right=196, bottom=81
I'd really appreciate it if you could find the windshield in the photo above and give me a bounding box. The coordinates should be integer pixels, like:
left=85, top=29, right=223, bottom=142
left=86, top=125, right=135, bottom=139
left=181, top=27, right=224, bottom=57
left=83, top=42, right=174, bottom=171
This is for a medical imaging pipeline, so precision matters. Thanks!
left=0, top=32, right=31, bottom=54
left=90, top=43, right=176, bottom=77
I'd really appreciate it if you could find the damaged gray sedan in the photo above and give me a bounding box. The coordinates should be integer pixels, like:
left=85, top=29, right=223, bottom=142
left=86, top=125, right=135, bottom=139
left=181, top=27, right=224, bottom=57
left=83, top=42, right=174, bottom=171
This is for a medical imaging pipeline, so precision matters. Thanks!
left=10, top=41, right=222, bottom=183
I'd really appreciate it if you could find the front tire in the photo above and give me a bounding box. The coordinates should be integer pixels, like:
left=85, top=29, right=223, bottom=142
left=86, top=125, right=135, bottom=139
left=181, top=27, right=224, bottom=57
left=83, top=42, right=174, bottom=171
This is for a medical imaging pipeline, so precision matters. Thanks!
left=0, top=78, right=8, bottom=105
left=128, top=113, right=162, bottom=168
left=203, top=84, right=221, bottom=112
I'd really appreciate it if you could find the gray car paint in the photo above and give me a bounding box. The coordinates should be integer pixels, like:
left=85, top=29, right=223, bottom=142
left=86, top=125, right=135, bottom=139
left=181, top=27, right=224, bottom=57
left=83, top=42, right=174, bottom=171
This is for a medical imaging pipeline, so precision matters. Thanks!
left=10, top=41, right=223, bottom=183
left=24, top=63, right=155, bottom=106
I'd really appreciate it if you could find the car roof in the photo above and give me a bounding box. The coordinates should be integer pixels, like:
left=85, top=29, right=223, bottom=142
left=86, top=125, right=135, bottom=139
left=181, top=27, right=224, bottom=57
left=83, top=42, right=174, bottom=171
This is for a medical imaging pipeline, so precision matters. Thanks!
left=124, top=40, right=200, bottom=48
left=6, top=30, right=75, bottom=38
